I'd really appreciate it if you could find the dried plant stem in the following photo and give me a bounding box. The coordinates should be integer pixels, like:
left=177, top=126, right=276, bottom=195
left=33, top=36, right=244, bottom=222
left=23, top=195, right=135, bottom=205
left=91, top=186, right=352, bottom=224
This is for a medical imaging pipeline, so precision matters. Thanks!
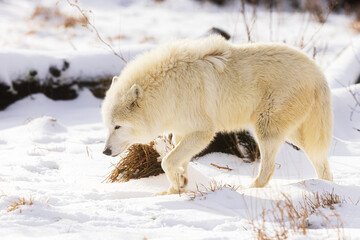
left=241, top=0, right=252, bottom=42
left=210, top=163, right=233, bottom=171
left=335, top=79, right=360, bottom=121
left=301, top=4, right=334, bottom=51
left=7, top=196, right=34, bottom=212
left=269, top=0, right=273, bottom=42
left=66, top=0, right=127, bottom=63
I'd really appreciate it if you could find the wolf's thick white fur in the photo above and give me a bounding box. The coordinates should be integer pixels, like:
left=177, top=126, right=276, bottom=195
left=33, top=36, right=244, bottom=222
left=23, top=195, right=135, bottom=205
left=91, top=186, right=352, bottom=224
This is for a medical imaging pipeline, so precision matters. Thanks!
left=102, top=35, right=333, bottom=194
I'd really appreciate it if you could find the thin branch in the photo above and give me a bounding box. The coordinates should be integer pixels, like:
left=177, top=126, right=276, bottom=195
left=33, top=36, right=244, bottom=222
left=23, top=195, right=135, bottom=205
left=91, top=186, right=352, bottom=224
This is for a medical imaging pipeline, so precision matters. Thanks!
left=351, top=42, right=360, bottom=63
left=210, top=163, right=233, bottom=171
left=66, top=0, right=127, bottom=63
left=269, top=0, right=273, bottom=42
left=301, top=4, right=335, bottom=51
left=346, top=84, right=360, bottom=106
left=336, top=79, right=360, bottom=122
left=240, top=0, right=252, bottom=42
left=323, top=43, right=350, bottom=71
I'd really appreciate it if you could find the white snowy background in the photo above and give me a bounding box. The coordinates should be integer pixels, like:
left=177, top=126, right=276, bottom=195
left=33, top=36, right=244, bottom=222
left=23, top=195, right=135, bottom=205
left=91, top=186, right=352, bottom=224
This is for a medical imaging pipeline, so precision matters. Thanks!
left=0, top=0, right=360, bottom=239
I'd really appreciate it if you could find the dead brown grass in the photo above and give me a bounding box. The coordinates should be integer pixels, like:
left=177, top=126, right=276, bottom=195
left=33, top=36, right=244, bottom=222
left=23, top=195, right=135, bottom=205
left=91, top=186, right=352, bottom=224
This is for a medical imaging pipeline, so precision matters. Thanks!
left=108, top=34, right=127, bottom=44
left=31, top=6, right=61, bottom=21
left=303, top=190, right=344, bottom=212
left=7, top=196, right=34, bottom=213
left=251, top=190, right=346, bottom=240
left=104, top=141, right=163, bottom=183
left=139, top=36, right=156, bottom=44
left=25, top=29, right=37, bottom=35
left=31, top=6, right=88, bottom=29
left=187, top=180, right=239, bottom=200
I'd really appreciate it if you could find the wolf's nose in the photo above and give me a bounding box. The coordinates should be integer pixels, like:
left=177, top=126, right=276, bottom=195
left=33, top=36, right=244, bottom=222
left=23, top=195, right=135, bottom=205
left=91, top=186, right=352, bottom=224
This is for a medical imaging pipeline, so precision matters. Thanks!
left=103, top=148, right=112, bottom=156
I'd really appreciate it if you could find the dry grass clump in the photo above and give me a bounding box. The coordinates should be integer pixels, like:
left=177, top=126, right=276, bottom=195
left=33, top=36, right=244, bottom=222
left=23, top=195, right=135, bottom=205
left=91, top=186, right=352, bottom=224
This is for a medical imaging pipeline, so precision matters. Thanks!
left=7, top=196, right=34, bottom=213
left=30, top=5, right=88, bottom=29
left=187, top=180, right=239, bottom=200
left=104, top=141, right=163, bottom=183
left=251, top=190, right=346, bottom=240
left=303, top=190, right=345, bottom=212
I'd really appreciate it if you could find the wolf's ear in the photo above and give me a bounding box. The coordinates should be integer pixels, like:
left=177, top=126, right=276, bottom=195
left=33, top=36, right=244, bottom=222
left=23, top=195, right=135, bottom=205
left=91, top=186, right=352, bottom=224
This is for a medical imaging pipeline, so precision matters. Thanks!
left=127, top=84, right=142, bottom=110
left=111, top=76, right=119, bottom=86
left=127, top=84, right=143, bottom=100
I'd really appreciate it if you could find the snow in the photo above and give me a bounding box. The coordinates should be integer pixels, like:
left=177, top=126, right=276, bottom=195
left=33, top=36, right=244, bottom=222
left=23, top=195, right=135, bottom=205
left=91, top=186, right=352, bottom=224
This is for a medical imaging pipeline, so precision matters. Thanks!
left=0, top=46, right=152, bottom=85
left=1, top=0, right=360, bottom=239
left=1, top=0, right=359, bottom=85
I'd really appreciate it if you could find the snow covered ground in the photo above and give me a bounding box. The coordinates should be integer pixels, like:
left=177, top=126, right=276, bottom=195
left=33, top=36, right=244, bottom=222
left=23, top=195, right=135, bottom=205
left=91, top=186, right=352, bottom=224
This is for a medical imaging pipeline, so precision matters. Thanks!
left=1, top=0, right=360, bottom=239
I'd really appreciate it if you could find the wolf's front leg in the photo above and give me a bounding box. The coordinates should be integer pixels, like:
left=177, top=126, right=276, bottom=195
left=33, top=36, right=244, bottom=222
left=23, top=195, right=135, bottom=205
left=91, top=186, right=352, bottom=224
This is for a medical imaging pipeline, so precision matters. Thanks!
left=157, top=130, right=214, bottom=195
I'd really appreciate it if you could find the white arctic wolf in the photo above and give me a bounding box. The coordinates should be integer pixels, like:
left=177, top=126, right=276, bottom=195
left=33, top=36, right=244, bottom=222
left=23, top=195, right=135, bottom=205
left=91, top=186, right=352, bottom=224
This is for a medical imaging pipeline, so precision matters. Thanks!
left=102, top=35, right=333, bottom=195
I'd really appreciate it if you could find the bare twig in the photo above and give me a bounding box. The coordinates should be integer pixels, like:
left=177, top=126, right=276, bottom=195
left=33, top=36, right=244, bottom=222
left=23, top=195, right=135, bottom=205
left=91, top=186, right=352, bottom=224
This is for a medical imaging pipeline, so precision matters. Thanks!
left=323, top=43, right=350, bottom=71
left=249, top=1, right=257, bottom=37
left=240, top=0, right=252, bottom=42
left=269, top=0, right=273, bottom=42
left=65, top=0, right=127, bottom=63
left=301, top=4, right=335, bottom=51
left=351, top=42, right=360, bottom=63
left=210, top=163, right=233, bottom=171
left=295, top=13, right=311, bottom=48
left=312, top=46, right=317, bottom=59
left=348, top=86, right=360, bottom=121
left=336, top=79, right=360, bottom=121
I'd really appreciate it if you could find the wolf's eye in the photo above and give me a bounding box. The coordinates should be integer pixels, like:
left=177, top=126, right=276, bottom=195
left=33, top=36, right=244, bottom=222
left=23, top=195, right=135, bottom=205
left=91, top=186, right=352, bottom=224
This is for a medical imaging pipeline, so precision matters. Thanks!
left=114, top=125, right=121, bottom=130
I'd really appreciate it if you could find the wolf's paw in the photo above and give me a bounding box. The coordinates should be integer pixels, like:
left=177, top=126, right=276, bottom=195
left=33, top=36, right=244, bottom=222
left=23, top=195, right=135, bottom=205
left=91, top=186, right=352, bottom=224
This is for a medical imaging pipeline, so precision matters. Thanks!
left=164, top=166, right=189, bottom=189
left=155, top=186, right=186, bottom=196
left=155, top=190, right=171, bottom=196
left=249, top=182, right=259, bottom=188
left=249, top=178, right=267, bottom=188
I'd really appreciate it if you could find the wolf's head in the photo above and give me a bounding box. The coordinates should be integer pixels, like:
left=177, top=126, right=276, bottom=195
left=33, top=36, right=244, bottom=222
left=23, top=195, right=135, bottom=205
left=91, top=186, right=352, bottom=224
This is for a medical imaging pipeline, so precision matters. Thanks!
left=101, top=76, right=150, bottom=157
